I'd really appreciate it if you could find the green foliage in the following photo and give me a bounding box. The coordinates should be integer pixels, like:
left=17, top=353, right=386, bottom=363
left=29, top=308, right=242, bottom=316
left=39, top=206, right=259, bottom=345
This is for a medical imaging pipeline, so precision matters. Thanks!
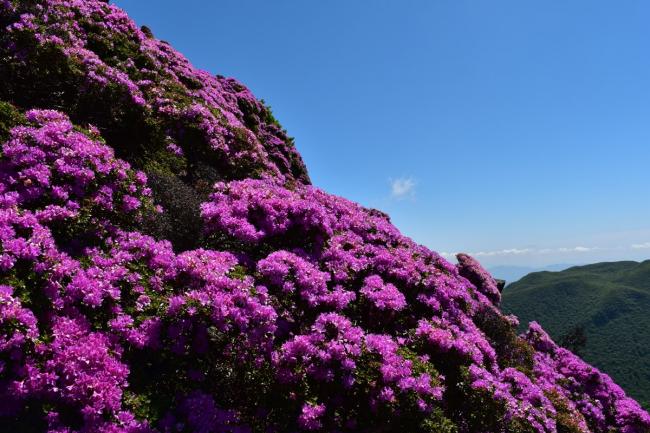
left=451, top=366, right=509, bottom=432
left=143, top=171, right=205, bottom=251
left=502, top=260, right=650, bottom=409
left=259, top=98, right=284, bottom=130
left=0, top=100, right=25, bottom=141
left=559, top=325, right=588, bottom=357
left=474, top=306, right=535, bottom=374
left=546, top=390, right=588, bottom=433
left=348, top=345, right=456, bottom=433
left=419, top=409, right=459, bottom=433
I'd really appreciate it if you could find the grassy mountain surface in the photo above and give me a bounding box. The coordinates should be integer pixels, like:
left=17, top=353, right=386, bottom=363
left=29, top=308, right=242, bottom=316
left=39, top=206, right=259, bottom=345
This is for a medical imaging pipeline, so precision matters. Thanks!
left=502, top=261, right=650, bottom=409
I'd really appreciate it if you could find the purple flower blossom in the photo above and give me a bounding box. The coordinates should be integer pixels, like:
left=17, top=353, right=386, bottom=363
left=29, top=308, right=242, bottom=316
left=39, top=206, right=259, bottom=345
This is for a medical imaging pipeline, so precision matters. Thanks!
left=360, top=275, right=406, bottom=311
left=298, top=403, right=326, bottom=431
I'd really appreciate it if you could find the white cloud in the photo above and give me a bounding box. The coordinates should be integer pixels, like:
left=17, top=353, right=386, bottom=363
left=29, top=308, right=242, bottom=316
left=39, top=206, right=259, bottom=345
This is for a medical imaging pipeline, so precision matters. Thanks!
left=632, top=242, right=650, bottom=249
left=390, top=177, right=416, bottom=199
left=555, top=246, right=596, bottom=253
left=472, top=248, right=532, bottom=257
left=444, top=246, right=601, bottom=258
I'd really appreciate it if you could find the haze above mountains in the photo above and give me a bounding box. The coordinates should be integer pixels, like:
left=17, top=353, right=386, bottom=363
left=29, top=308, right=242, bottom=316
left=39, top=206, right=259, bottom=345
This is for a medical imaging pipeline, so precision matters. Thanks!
left=488, top=264, right=576, bottom=284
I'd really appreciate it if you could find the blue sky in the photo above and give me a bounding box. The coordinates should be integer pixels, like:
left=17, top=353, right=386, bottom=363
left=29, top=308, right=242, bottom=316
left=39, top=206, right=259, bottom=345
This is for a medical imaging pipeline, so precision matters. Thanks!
left=113, top=0, right=650, bottom=268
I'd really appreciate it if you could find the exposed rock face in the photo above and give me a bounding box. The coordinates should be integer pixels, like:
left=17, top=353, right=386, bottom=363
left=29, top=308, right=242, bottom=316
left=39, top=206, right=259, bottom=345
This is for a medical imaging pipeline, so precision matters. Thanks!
left=0, top=1, right=648, bottom=432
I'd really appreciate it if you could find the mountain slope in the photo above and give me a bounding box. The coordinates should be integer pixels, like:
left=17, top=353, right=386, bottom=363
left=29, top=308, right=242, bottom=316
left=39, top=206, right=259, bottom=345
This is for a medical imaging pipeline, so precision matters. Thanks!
left=502, top=261, right=650, bottom=409
left=0, top=1, right=648, bottom=432
left=489, top=264, right=576, bottom=284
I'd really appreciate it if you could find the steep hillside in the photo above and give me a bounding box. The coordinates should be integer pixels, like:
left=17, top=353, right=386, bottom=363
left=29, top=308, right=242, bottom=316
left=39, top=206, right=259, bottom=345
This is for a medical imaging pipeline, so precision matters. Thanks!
left=0, top=0, right=309, bottom=252
left=0, top=1, right=648, bottom=432
left=502, top=261, right=650, bottom=410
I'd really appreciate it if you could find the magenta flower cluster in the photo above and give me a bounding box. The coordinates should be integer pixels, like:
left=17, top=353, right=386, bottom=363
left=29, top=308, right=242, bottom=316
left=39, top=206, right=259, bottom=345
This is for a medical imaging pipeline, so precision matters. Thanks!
left=198, top=177, right=650, bottom=432
left=1, top=0, right=309, bottom=183
left=0, top=110, right=153, bottom=230
left=0, top=1, right=649, bottom=432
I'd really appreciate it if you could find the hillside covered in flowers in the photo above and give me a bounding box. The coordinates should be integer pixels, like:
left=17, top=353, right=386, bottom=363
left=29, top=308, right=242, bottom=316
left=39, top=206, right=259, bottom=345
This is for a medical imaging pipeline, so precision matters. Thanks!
left=0, top=1, right=649, bottom=432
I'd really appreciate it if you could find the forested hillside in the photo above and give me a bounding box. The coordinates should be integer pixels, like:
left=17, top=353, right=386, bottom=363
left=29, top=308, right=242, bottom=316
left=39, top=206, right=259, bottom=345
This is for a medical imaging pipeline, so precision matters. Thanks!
left=503, top=261, right=650, bottom=410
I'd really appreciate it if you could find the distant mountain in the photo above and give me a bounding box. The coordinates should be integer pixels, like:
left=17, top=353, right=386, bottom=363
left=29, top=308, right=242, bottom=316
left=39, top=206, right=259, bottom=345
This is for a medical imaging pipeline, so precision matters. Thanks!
left=502, top=261, right=650, bottom=409
left=488, top=263, right=576, bottom=284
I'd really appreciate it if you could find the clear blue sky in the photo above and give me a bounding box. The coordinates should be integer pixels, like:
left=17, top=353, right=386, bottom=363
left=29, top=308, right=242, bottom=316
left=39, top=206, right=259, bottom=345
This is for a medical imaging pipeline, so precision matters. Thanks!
left=113, top=0, right=650, bottom=268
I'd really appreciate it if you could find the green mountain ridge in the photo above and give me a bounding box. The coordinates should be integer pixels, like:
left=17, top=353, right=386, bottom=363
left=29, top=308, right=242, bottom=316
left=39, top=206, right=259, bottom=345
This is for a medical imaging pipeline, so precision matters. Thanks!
left=488, top=264, right=577, bottom=284
left=502, top=260, right=650, bottom=409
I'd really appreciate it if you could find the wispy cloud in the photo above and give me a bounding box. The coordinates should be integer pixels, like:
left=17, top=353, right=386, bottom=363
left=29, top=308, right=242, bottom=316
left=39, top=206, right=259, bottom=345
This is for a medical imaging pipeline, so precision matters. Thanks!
left=473, top=248, right=533, bottom=257
left=440, top=246, right=601, bottom=258
left=545, top=246, right=598, bottom=253
left=390, top=177, right=416, bottom=200
left=631, top=242, right=650, bottom=249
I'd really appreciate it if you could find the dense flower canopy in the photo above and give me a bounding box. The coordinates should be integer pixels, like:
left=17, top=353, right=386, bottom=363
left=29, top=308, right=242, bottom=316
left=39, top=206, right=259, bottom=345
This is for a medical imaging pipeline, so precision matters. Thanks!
left=0, top=1, right=649, bottom=432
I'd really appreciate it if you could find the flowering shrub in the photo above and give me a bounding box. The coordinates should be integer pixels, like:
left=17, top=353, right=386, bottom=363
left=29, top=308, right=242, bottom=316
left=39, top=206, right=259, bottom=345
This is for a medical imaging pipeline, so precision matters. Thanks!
left=456, top=252, right=502, bottom=305
left=0, top=1, right=649, bottom=432
left=0, top=0, right=308, bottom=185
